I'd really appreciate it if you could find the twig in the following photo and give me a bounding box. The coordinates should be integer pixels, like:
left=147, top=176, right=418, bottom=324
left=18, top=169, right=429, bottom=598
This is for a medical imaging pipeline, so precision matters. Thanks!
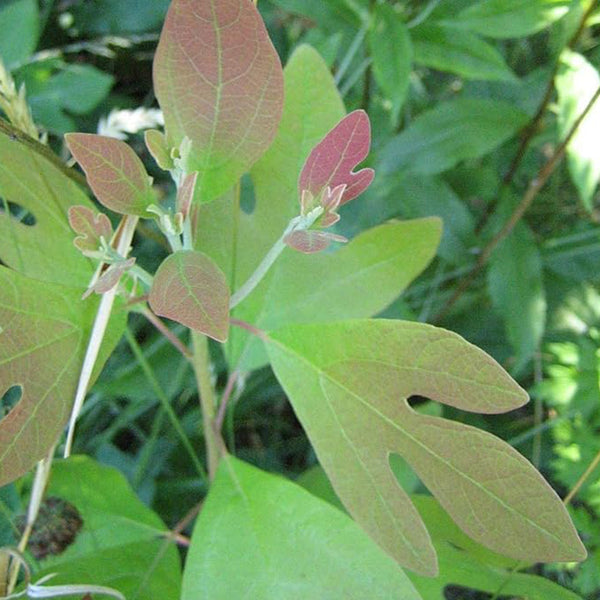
left=564, top=446, right=600, bottom=506
left=215, top=370, right=240, bottom=432
left=139, top=305, right=192, bottom=361
left=230, top=318, right=268, bottom=341
left=433, top=85, right=600, bottom=323
left=476, top=0, right=598, bottom=231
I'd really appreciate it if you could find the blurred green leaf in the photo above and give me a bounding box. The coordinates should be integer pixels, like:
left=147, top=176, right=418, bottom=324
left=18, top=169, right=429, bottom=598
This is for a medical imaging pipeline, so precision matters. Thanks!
left=379, top=98, right=528, bottom=175
left=369, top=4, right=412, bottom=123
left=412, top=22, right=516, bottom=82
left=488, top=221, right=547, bottom=372
left=181, top=455, right=421, bottom=600
left=450, top=0, right=572, bottom=39
left=30, top=456, right=181, bottom=600
left=556, top=49, right=600, bottom=211
left=0, top=0, right=39, bottom=68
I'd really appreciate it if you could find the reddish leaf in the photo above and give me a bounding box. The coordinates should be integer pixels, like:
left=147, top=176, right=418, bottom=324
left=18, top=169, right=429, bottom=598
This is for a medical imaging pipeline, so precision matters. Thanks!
left=298, top=110, right=374, bottom=206
left=284, top=230, right=347, bottom=254
left=153, top=0, right=284, bottom=203
left=177, top=172, right=198, bottom=219
left=82, top=258, right=136, bottom=299
left=149, top=250, right=230, bottom=342
left=65, top=133, right=154, bottom=216
left=68, top=205, right=113, bottom=255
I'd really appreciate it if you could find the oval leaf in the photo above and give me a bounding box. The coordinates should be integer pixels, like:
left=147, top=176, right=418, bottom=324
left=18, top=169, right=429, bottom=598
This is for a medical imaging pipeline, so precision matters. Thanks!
left=65, top=133, right=154, bottom=216
left=266, top=320, right=586, bottom=575
left=153, top=0, right=284, bottom=203
left=149, top=250, right=230, bottom=342
left=299, top=109, right=374, bottom=205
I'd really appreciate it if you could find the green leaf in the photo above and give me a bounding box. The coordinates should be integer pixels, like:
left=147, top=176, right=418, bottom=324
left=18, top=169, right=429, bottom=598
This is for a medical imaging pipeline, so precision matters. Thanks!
left=368, top=4, right=412, bottom=122
left=379, top=98, right=528, bottom=175
left=0, top=269, right=125, bottom=486
left=268, top=0, right=365, bottom=31
left=0, top=131, right=94, bottom=286
left=450, top=0, right=572, bottom=38
left=65, top=133, right=155, bottom=216
left=18, top=62, right=114, bottom=134
left=153, top=0, right=284, bottom=203
left=488, top=221, right=546, bottom=372
left=149, top=250, right=230, bottom=342
left=0, top=0, right=39, bottom=68
left=555, top=49, right=600, bottom=211
left=145, top=129, right=174, bottom=171
left=181, top=455, right=421, bottom=600
left=412, top=22, right=516, bottom=82
left=232, top=218, right=442, bottom=370
left=30, top=456, right=181, bottom=599
left=266, top=320, right=586, bottom=575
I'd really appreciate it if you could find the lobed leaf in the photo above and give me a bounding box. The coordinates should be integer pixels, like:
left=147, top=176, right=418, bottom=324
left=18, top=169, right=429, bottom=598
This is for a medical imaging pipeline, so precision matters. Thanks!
left=153, top=0, right=284, bottom=203
left=298, top=109, right=374, bottom=205
left=65, top=133, right=155, bottom=216
left=149, top=250, right=230, bottom=342
left=266, top=320, right=586, bottom=575
left=144, top=129, right=174, bottom=171
left=181, top=455, right=422, bottom=600
left=68, top=205, right=113, bottom=255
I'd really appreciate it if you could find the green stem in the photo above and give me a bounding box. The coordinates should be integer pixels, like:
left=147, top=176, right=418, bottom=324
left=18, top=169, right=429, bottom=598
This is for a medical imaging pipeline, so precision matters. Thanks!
left=125, top=328, right=206, bottom=481
left=191, top=332, right=224, bottom=480
left=129, top=264, right=154, bottom=288
left=229, top=207, right=323, bottom=309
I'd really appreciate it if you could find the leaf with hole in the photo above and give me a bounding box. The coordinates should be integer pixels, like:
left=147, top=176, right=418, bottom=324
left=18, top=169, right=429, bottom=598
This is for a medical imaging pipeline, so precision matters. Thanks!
left=266, top=319, right=586, bottom=575
left=65, top=133, right=155, bottom=216
left=153, top=0, right=284, bottom=203
left=149, top=250, right=230, bottom=342
left=181, top=455, right=422, bottom=600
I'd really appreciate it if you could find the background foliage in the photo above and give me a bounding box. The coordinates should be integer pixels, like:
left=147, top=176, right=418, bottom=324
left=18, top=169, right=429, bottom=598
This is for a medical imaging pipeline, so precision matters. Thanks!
left=2, top=0, right=600, bottom=598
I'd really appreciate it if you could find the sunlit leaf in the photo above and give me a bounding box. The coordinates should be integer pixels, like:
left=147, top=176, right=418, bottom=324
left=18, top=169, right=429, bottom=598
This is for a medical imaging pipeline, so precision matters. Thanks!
left=299, top=110, right=374, bottom=205
left=149, top=250, right=230, bottom=342
left=145, top=129, right=174, bottom=171
left=181, top=455, right=422, bottom=600
left=450, top=0, right=571, bottom=39
left=65, top=133, right=155, bottom=216
left=153, top=0, right=284, bottom=203
left=266, top=320, right=586, bottom=575
left=556, top=49, right=600, bottom=211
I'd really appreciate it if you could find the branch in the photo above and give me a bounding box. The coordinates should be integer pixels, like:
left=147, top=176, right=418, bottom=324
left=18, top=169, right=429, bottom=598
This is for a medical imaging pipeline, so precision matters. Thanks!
left=433, top=85, right=600, bottom=324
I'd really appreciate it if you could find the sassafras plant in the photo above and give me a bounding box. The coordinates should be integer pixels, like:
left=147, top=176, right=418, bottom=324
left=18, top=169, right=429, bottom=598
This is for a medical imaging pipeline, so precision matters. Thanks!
left=0, top=0, right=587, bottom=597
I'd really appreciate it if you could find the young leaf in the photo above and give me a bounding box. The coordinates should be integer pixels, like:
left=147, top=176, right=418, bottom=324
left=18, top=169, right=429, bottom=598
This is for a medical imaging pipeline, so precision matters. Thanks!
left=556, top=49, right=600, bottom=211
left=68, top=205, right=113, bottom=255
left=153, top=0, right=284, bottom=203
left=266, top=320, right=586, bottom=575
left=0, top=130, right=94, bottom=286
left=0, top=268, right=125, bottom=486
left=144, top=129, right=174, bottom=171
left=299, top=109, right=374, bottom=205
left=369, top=4, right=413, bottom=123
left=149, top=250, right=230, bottom=342
left=181, top=455, right=422, bottom=600
left=450, top=0, right=572, bottom=39
left=379, top=98, right=528, bottom=176
left=65, top=133, right=155, bottom=216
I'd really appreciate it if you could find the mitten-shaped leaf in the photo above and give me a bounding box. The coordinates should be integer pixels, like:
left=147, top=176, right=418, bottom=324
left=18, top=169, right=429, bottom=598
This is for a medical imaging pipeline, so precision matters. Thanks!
left=298, top=110, right=374, bottom=205
left=267, top=320, right=586, bottom=575
left=153, top=0, right=284, bottom=203
left=68, top=205, right=113, bottom=255
left=149, top=250, right=229, bottom=342
left=144, top=129, right=174, bottom=171
left=65, top=133, right=154, bottom=216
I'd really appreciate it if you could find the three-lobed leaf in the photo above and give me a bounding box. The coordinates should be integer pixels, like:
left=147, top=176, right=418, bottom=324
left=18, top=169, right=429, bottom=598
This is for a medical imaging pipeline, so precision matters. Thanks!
left=149, top=250, right=230, bottom=342
left=153, top=0, right=284, bottom=203
left=266, top=319, right=586, bottom=575
left=65, top=133, right=155, bottom=216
